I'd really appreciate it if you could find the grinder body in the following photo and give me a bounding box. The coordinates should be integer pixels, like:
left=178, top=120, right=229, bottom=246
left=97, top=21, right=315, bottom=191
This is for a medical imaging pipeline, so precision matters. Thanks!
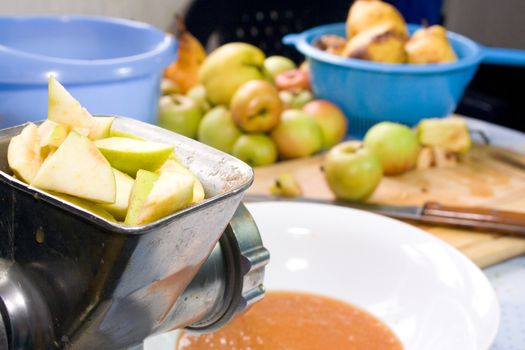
left=0, top=118, right=269, bottom=349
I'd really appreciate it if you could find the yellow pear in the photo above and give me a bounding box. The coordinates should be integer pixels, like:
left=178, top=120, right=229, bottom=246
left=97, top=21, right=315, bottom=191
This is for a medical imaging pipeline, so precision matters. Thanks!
left=343, top=24, right=407, bottom=63
left=346, top=0, right=407, bottom=38
left=406, top=25, right=457, bottom=64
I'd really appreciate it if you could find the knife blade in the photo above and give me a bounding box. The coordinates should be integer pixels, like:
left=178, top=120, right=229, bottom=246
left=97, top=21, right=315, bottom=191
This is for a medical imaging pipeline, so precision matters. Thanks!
left=243, top=194, right=525, bottom=237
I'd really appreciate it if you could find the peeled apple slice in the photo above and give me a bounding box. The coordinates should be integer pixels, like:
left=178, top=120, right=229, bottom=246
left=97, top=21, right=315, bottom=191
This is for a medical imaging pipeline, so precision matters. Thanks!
left=158, top=159, right=205, bottom=204
left=98, top=168, right=135, bottom=221
left=31, top=131, right=116, bottom=204
left=38, top=120, right=69, bottom=156
left=52, top=193, right=117, bottom=222
left=95, top=137, right=175, bottom=176
left=125, top=170, right=194, bottom=226
left=48, top=75, right=94, bottom=129
left=89, top=116, right=115, bottom=140
left=7, top=123, right=42, bottom=183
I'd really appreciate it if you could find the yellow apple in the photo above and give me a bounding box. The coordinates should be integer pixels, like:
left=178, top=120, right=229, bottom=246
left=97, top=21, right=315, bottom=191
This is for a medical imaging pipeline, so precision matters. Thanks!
left=31, top=131, right=116, bottom=203
left=94, top=137, right=174, bottom=176
left=199, top=43, right=266, bottom=105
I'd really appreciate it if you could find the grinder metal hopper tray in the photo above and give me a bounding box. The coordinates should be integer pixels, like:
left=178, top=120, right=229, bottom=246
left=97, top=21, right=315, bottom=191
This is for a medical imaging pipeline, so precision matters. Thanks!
left=0, top=117, right=269, bottom=349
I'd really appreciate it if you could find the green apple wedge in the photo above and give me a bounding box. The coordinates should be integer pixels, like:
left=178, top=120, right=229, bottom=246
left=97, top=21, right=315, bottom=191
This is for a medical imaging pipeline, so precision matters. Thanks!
left=125, top=169, right=194, bottom=226
left=31, top=131, right=116, bottom=204
left=7, top=123, right=42, bottom=183
left=158, top=159, right=205, bottom=204
left=89, top=116, right=115, bottom=140
left=94, top=137, right=174, bottom=177
left=37, top=120, right=68, bottom=157
left=98, top=169, right=135, bottom=221
left=48, top=76, right=94, bottom=129
left=52, top=193, right=116, bottom=222
left=109, top=129, right=144, bottom=140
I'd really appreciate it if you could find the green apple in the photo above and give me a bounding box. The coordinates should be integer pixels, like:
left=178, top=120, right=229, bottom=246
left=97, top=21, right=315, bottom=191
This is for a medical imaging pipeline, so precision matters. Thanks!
left=109, top=129, right=144, bottom=140
left=416, top=117, right=471, bottom=154
left=48, top=75, right=94, bottom=129
left=363, top=122, right=420, bottom=175
left=158, top=159, right=205, bottom=204
left=186, top=84, right=212, bottom=112
left=230, top=80, right=283, bottom=132
left=88, top=116, right=115, bottom=140
left=37, top=120, right=69, bottom=157
left=324, top=141, right=383, bottom=201
left=269, top=172, right=303, bottom=197
left=231, top=134, right=278, bottom=167
left=158, top=94, right=203, bottom=139
left=279, top=89, right=314, bottom=110
left=31, top=131, right=116, bottom=203
left=7, top=123, right=42, bottom=183
left=94, top=137, right=174, bottom=176
left=270, top=109, right=323, bottom=159
left=199, top=43, right=266, bottom=105
left=98, top=169, right=135, bottom=221
left=302, top=100, right=348, bottom=149
left=53, top=193, right=116, bottom=222
left=197, top=106, right=242, bottom=154
left=125, top=170, right=194, bottom=226
left=263, top=56, right=296, bottom=80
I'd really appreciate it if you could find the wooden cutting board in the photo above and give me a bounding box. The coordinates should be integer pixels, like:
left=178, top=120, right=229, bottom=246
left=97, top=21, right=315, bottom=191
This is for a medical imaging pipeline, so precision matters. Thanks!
left=247, top=144, right=525, bottom=268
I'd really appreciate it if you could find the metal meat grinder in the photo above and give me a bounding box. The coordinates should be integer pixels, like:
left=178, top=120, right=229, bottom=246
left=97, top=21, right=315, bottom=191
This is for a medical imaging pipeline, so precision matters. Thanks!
left=0, top=117, right=270, bottom=349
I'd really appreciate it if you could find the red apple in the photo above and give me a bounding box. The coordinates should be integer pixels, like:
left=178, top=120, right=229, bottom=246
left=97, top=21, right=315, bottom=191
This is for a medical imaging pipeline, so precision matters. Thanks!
left=270, top=109, right=323, bottom=159
left=324, top=141, right=383, bottom=201
left=230, top=80, right=283, bottom=133
left=275, top=69, right=310, bottom=91
left=302, top=100, right=348, bottom=149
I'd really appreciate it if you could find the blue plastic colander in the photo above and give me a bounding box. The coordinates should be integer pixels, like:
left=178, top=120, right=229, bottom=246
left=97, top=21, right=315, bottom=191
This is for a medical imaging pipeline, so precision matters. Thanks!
left=284, top=23, right=525, bottom=137
left=0, top=15, right=176, bottom=129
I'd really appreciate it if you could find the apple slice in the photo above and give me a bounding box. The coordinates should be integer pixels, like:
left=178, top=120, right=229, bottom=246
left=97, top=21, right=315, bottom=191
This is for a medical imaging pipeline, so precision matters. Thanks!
left=109, top=129, right=144, bottom=140
left=52, top=193, right=116, bottom=222
left=98, top=168, right=135, bottom=221
left=7, top=123, right=42, bottom=183
left=158, top=159, right=205, bottom=204
left=89, top=116, right=115, bottom=140
left=38, top=120, right=69, bottom=157
left=94, top=137, right=174, bottom=176
left=31, top=131, right=116, bottom=203
left=125, top=170, right=194, bottom=226
left=48, top=76, right=94, bottom=129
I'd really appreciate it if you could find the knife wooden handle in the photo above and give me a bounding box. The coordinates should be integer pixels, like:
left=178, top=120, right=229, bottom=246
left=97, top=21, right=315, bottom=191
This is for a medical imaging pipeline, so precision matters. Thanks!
left=421, top=202, right=525, bottom=235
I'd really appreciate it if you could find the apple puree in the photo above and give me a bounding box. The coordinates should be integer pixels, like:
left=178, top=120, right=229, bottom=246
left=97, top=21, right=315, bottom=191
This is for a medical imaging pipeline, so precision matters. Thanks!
left=176, top=291, right=403, bottom=350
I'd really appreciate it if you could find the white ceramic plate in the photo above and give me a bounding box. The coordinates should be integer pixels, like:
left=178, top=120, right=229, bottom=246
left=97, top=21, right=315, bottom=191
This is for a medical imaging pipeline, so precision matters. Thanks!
left=145, top=201, right=500, bottom=350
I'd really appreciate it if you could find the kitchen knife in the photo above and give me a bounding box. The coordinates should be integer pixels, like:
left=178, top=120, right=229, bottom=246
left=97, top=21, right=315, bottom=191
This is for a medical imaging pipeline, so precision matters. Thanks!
left=243, top=194, right=525, bottom=237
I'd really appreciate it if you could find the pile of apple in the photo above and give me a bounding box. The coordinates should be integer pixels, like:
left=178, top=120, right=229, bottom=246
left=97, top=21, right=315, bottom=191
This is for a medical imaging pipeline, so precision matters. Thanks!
left=159, top=43, right=349, bottom=166
left=323, top=117, right=471, bottom=201
left=7, top=77, right=205, bottom=225
left=316, top=0, right=457, bottom=65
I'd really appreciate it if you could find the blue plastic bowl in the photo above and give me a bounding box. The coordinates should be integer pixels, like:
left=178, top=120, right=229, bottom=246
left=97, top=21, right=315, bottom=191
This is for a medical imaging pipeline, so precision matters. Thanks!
left=0, top=15, right=176, bottom=129
left=284, top=23, right=525, bottom=137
